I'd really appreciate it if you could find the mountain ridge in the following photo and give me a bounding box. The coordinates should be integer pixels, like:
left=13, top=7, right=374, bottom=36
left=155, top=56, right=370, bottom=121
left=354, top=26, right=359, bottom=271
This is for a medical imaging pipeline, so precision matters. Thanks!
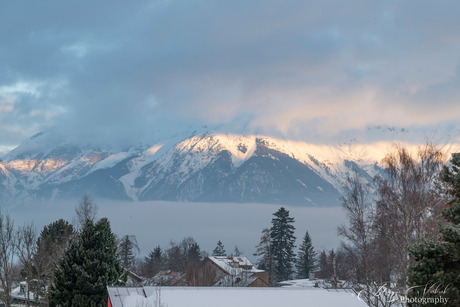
left=1, top=127, right=459, bottom=206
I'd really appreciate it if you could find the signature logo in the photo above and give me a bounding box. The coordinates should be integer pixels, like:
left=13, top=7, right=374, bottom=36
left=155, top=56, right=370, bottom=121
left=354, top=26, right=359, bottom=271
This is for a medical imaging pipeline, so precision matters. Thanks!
left=357, top=281, right=451, bottom=305
left=407, top=282, right=452, bottom=296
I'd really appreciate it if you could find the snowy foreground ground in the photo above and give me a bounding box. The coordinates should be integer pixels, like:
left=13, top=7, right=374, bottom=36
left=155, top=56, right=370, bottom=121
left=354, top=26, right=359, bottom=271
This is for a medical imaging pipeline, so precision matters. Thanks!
left=123, top=286, right=367, bottom=307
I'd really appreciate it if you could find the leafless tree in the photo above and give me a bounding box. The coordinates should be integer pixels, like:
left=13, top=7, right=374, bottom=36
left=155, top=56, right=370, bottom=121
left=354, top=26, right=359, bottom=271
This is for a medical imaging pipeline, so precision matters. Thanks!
left=253, top=228, right=275, bottom=286
left=34, top=219, right=74, bottom=305
left=374, top=143, right=447, bottom=289
left=0, top=213, right=17, bottom=307
left=16, top=223, right=37, bottom=306
left=338, top=171, right=375, bottom=305
left=74, top=195, right=97, bottom=230
left=233, top=246, right=243, bottom=256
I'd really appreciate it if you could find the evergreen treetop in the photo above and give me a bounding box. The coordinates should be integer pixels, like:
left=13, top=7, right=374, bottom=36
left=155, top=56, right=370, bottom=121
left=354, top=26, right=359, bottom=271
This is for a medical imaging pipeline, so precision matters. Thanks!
left=118, top=234, right=139, bottom=269
left=187, top=242, right=202, bottom=263
left=38, top=219, right=74, bottom=244
left=212, top=240, right=226, bottom=256
left=49, top=218, right=125, bottom=307
left=296, top=231, right=317, bottom=279
left=270, top=207, right=296, bottom=283
left=143, top=246, right=165, bottom=278
left=146, top=246, right=164, bottom=266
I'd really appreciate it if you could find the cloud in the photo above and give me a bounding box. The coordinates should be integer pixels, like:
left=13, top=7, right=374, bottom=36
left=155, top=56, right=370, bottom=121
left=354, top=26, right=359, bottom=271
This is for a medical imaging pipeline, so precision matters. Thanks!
left=1, top=0, right=460, bottom=148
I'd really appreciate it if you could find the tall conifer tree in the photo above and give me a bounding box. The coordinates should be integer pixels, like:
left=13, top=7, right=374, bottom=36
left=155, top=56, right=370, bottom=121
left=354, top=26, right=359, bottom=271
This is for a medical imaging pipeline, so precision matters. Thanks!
left=49, top=218, right=125, bottom=306
left=270, top=207, right=296, bottom=283
left=118, top=234, right=139, bottom=269
left=296, top=231, right=317, bottom=279
left=143, top=246, right=165, bottom=278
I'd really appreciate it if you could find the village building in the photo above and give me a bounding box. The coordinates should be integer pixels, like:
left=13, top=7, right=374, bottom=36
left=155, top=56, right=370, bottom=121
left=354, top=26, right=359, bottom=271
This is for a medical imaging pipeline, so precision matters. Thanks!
left=124, top=269, right=144, bottom=286
left=203, top=256, right=269, bottom=287
left=148, top=270, right=187, bottom=286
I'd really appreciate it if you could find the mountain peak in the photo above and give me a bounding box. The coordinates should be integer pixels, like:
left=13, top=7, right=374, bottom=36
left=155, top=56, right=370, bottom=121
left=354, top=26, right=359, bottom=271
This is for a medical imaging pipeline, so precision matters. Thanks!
left=1, top=126, right=460, bottom=206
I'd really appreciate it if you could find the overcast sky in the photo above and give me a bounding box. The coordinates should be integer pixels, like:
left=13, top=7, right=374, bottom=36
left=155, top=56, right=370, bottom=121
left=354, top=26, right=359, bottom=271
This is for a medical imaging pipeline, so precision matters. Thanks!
left=1, top=0, right=460, bottom=151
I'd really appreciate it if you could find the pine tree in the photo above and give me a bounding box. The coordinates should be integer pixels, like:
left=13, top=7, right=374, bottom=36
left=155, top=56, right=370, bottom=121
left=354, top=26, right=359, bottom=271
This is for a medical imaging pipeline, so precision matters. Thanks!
left=408, top=153, right=460, bottom=306
left=143, top=246, right=165, bottom=278
left=186, top=242, right=203, bottom=286
left=270, top=207, right=296, bottom=283
left=49, top=218, right=125, bottom=306
left=118, top=234, right=139, bottom=270
left=295, top=231, right=317, bottom=279
left=187, top=242, right=202, bottom=263
left=212, top=240, right=226, bottom=256
left=149, top=246, right=164, bottom=265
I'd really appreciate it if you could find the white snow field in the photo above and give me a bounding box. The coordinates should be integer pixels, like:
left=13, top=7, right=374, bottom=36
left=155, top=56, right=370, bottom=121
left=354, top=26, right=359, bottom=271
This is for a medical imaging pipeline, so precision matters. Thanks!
left=122, top=287, right=367, bottom=307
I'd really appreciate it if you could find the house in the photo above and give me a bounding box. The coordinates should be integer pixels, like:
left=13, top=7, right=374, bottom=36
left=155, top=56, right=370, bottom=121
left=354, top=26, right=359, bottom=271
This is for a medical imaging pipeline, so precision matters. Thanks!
left=203, top=256, right=269, bottom=287
left=148, top=270, right=187, bottom=286
left=124, top=268, right=144, bottom=286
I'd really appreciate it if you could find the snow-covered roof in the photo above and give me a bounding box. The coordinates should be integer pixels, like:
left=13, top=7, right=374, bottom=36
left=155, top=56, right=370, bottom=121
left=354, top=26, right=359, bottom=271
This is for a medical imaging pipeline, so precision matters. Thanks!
left=107, top=286, right=146, bottom=307
left=149, top=270, right=186, bottom=286
left=117, top=286, right=369, bottom=307
left=206, top=256, right=264, bottom=274
left=279, top=278, right=356, bottom=290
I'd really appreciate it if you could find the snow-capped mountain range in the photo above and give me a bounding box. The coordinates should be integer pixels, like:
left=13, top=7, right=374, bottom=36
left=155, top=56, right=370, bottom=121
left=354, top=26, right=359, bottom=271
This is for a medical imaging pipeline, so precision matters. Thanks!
left=1, top=125, right=460, bottom=206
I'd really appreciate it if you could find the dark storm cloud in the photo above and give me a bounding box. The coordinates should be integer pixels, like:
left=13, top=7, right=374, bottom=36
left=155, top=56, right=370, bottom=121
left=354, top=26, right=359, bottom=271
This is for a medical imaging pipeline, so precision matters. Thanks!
left=1, top=0, right=460, bottom=149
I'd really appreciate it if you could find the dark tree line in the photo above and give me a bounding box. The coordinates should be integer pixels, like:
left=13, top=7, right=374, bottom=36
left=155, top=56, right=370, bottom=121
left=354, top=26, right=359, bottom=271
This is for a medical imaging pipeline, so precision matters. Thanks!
left=135, top=236, right=212, bottom=286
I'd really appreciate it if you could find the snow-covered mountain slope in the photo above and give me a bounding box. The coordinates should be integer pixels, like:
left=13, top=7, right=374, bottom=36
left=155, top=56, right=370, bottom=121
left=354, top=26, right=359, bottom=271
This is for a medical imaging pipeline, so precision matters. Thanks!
left=1, top=128, right=459, bottom=206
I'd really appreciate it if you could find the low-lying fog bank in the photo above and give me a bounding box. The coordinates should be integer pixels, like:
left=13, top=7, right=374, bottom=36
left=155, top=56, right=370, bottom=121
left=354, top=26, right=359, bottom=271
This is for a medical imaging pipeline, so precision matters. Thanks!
left=7, top=199, right=346, bottom=260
